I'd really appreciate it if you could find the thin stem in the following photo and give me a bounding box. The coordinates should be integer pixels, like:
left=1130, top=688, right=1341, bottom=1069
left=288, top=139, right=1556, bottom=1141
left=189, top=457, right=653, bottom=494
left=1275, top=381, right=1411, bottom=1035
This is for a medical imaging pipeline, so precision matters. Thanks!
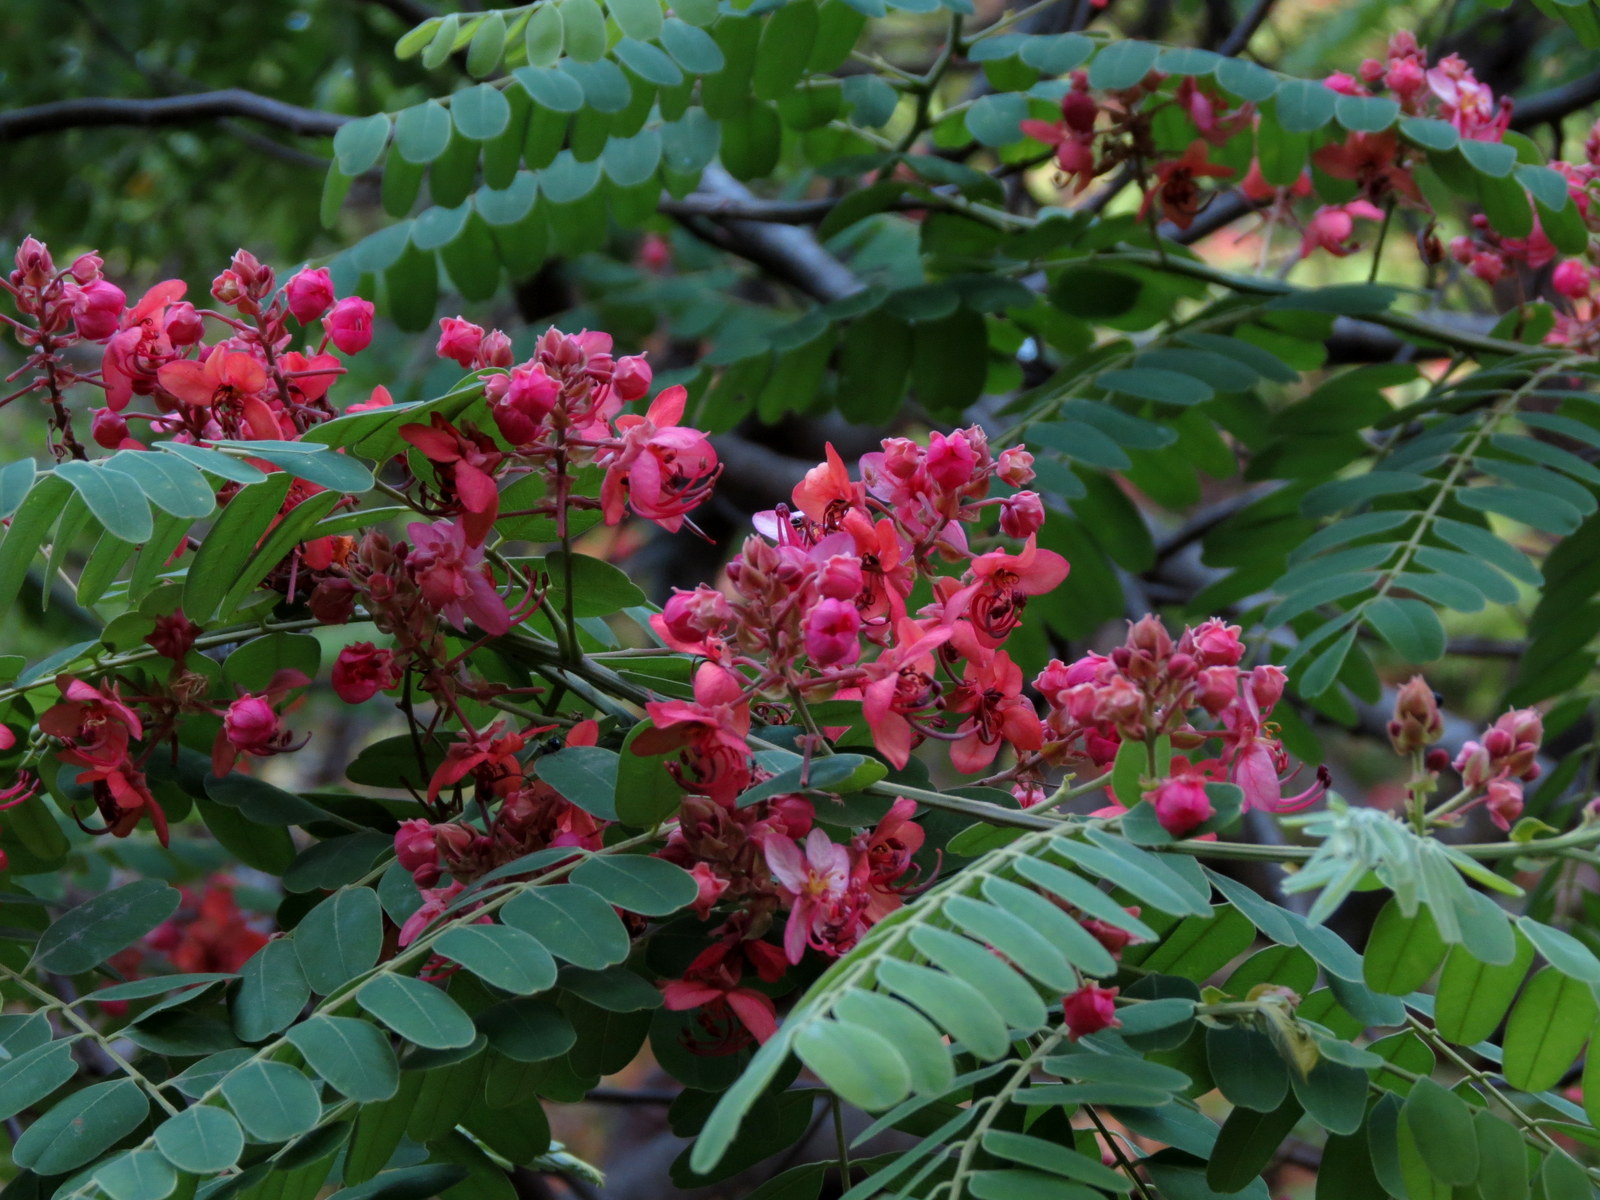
left=2, top=966, right=182, bottom=1117
left=831, top=1093, right=853, bottom=1184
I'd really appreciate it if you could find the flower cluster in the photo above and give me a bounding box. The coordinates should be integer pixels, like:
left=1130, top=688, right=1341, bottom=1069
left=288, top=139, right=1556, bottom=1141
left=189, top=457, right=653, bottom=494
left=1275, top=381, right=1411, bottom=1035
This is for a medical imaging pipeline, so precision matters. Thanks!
left=1033, top=616, right=1327, bottom=836
left=1012, top=28, right=1600, bottom=298
left=1390, top=679, right=1544, bottom=832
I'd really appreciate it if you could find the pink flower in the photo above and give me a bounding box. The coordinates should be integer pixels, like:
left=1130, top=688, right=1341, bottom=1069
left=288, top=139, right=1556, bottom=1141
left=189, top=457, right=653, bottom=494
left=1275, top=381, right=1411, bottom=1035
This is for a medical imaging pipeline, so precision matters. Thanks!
left=398, top=882, right=464, bottom=947
left=1554, top=259, right=1593, bottom=300
left=999, top=491, right=1045, bottom=539
left=396, top=818, right=442, bottom=886
left=1148, top=775, right=1213, bottom=836
left=1081, top=911, right=1142, bottom=959
left=1061, top=985, right=1120, bottom=1039
left=1300, top=201, right=1386, bottom=259
left=947, top=650, right=1043, bottom=774
left=803, top=598, right=862, bottom=667
left=599, top=385, right=720, bottom=532
left=212, top=670, right=309, bottom=776
left=767, top=828, right=856, bottom=963
left=406, top=520, right=512, bottom=635
left=347, top=385, right=394, bottom=414
left=854, top=797, right=925, bottom=921
left=688, top=863, right=730, bottom=919
left=72, top=279, right=126, bottom=341
left=926, top=430, right=979, bottom=491
left=436, top=316, right=486, bottom=368
left=997, top=447, right=1035, bottom=487
left=651, top=586, right=733, bottom=655
left=285, top=268, right=335, bottom=325
left=324, top=297, right=374, bottom=354
left=332, top=643, right=403, bottom=704
left=1486, top=778, right=1523, bottom=832
left=612, top=355, right=653, bottom=401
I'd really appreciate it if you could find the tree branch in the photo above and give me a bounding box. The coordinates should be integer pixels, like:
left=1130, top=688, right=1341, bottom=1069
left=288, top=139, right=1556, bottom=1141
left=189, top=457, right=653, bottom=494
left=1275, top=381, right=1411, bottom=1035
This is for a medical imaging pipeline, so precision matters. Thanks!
left=1509, top=68, right=1600, bottom=130
left=0, top=90, right=347, bottom=142
left=1217, top=0, right=1280, bottom=57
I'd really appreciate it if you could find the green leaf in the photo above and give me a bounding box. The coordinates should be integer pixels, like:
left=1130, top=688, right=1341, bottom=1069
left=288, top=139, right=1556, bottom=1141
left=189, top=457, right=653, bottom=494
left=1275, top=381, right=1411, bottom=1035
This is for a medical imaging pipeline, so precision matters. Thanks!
left=967, top=1171, right=1100, bottom=1200
left=451, top=83, right=511, bottom=140
left=535, top=747, right=620, bottom=820
left=1088, top=39, right=1160, bottom=90
left=966, top=93, right=1027, bottom=146
left=1461, top=138, right=1517, bottom=177
left=286, top=1015, right=401, bottom=1102
left=328, top=1165, right=469, bottom=1200
left=559, top=0, right=607, bottom=60
left=95, top=1150, right=179, bottom=1200
left=1099, top=367, right=1213, bottom=406
left=661, top=18, right=724, bottom=72
left=736, top=754, right=887, bottom=808
left=56, top=459, right=153, bottom=544
left=334, top=113, right=392, bottom=174
left=394, top=100, right=453, bottom=163
left=1472, top=1109, right=1528, bottom=1200
left=981, top=1130, right=1131, bottom=1192
left=33, top=880, right=180, bottom=975
left=103, top=447, right=217, bottom=519
left=295, top=887, right=384, bottom=995
left=1364, top=597, right=1446, bottom=663
left=753, top=0, right=818, bottom=100
left=13, top=1080, right=149, bottom=1174
left=1363, top=898, right=1447, bottom=994
left=571, top=854, right=698, bottom=916
left=910, top=926, right=1046, bottom=1031
left=609, top=0, right=664, bottom=41
left=945, top=896, right=1078, bottom=991
left=544, top=550, right=647, bottom=617
left=0, top=1039, right=81, bottom=1122
left=466, top=11, right=507, bottom=77
left=434, top=924, right=558, bottom=995
left=1400, top=116, right=1458, bottom=150
left=523, top=4, right=563, bottom=64
left=1208, top=1098, right=1304, bottom=1193
left=1518, top=916, right=1600, bottom=983
left=1541, top=1152, right=1593, bottom=1200
left=234, top=938, right=312, bottom=1042
left=220, top=1061, right=322, bottom=1142
left=477, top=996, right=577, bottom=1062
left=1335, top=94, right=1399, bottom=132
left=794, top=1020, right=911, bottom=1110
left=358, top=974, right=478, bottom=1049
left=1207, top=1025, right=1289, bottom=1112
left=1402, top=1078, right=1479, bottom=1187
left=154, top=1105, right=245, bottom=1174
left=614, top=720, right=681, bottom=827
left=208, top=439, right=373, bottom=493
left=1433, top=932, right=1535, bottom=1045
left=1274, top=79, right=1337, bottom=131
left=501, top=884, right=630, bottom=969
left=875, top=958, right=1010, bottom=1060
left=1502, top=967, right=1597, bottom=1092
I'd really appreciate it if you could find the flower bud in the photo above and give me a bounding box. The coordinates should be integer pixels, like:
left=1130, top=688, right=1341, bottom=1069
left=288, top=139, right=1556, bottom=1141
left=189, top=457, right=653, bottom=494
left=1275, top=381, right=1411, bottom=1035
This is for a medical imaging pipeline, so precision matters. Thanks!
left=1387, top=676, right=1443, bottom=754
left=1486, top=778, right=1523, bottom=832
left=436, top=316, right=485, bottom=368
left=612, top=355, right=653, bottom=401
left=1148, top=776, right=1213, bottom=836
left=1061, top=984, right=1120, bottom=1039
left=999, top=491, right=1045, bottom=539
left=324, top=297, right=375, bottom=355
left=91, top=408, right=130, bottom=449
left=479, top=329, right=514, bottom=368
left=285, top=268, right=336, bottom=325
left=73, top=279, right=126, bottom=341
left=997, top=446, right=1036, bottom=487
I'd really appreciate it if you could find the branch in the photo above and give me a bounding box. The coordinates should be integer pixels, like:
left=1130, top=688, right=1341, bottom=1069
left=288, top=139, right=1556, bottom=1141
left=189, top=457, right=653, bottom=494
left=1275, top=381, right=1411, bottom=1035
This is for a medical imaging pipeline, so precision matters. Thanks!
left=1217, top=0, right=1280, bottom=56
left=677, top=165, right=865, bottom=303
left=0, top=90, right=347, bottom=142
left=1509, top=68, right=1600, bottom=130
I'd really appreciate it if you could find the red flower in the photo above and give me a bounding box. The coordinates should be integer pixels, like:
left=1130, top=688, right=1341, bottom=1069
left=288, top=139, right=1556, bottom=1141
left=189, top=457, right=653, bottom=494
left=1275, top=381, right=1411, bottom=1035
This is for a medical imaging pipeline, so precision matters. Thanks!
left=332, top=642, right=403, bottom=704
left=324, top=297, right=375, bottom=354
left=400, top=416, right=504, bottom=547
left=284, top=268, right=335, bottom=325
left=947, top=650, right=1043, bottom=774
left=1141, top=141, right=1234, bottom=230
left=1062, top=984, right=1120, bottom=1039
